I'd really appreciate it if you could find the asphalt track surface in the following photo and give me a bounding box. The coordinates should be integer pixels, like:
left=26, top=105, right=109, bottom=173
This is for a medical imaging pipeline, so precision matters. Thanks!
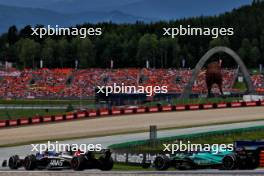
left=1, top=170, right=264, bottom=175
left=2, top=106, right=264, bottom=146
left=1, top=120, right=264, bottom=173
left=1, top=107, right=264, bottom=174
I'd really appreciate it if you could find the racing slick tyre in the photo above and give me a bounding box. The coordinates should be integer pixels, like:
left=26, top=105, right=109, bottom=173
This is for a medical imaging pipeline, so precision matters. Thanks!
left=154, top=155, right=170, bottom=170
left=24, top=154, right=36, bottom=170
left=98, top=156, right=114, bottom=171
left=222, top=154, right=238, bottom=170
left=71, top=155, right=85, bottom=171
left=8, top=155, right=20, bottom=169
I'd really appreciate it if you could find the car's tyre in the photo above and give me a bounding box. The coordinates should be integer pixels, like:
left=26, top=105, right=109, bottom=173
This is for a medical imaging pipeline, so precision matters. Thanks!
left=8, top=155, right=20, bottom=169
left=98, top=156, right=114, bottom=171
left=71, top=155, right=85, bottom=171
left=153, top=155, right=170, bottom=170
left=222, top=154, right=238, bottom=170
left=24, top=155, right=36, bottom=170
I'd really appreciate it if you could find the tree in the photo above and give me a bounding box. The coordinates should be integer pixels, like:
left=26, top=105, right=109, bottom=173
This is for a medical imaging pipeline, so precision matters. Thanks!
left=159, top=37, right=170, bottom=68
left=238, top=38, right=253, bottom=67
left=137, top=34, right=158, bottom=68
left=250, top=46, right=261, bottom=67
left=15, top=38, right=40, bottom=68
left=56, top=38, right=69, bottom=67
left=7, top=26, right=18, bottom=45
left=72, top=37, right=95, bottom=68
left=209, top=37, right=230, bottom=48
left=41, top=38, right=56, bottom=68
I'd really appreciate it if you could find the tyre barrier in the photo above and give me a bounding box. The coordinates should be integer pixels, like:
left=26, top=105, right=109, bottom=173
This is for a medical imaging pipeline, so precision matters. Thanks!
left=161, top=105, right=173, bottom=112
left=31, top=117, right=41, bottom=124
left=136, top=107, right=146, bottom=113
left=0, top=100, right=263, bottom=129
left=65, top=113, right=75, bottom=120
left=202, top=104, right=213, bottom=109
left=111, top=109, right=122, bottom=115
left=259, top=150, right=264, bottom=167
left=123, top=108, right=135, bottom=114
left=98, top=109, right=109, bottom=116
left=175, top=105, right=186, bottom=111
left=43, top=116, right=52, bottom=122
left=88, top=111, right=97, bottom=117
left=216, top=103, right=227, bottom=108
left=19, top=118, right=30, bottom=125
left=54, top=115, right=64, bottom=121
left=0, top=120, right=7, bottom=127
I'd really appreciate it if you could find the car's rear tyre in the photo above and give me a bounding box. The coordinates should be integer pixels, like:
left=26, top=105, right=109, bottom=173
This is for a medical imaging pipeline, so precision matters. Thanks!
left=222, top=154, right=238, bottom=170
left=71, top=155, right=85, bottom=171
left=24, top=155, right=36, bottom=170
left=154, top=155, right=170, bottom=170
left=98, top=156, right=114, bottom=171
left=8, top=155, right=20, bottom=169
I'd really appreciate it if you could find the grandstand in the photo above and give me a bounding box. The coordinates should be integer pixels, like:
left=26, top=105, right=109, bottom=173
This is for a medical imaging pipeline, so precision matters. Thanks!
left=0, top=68, right=263, bottom=99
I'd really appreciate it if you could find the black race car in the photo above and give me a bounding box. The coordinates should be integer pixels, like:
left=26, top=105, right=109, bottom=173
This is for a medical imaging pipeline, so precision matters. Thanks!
left=71, top=149, right=114, bottom=171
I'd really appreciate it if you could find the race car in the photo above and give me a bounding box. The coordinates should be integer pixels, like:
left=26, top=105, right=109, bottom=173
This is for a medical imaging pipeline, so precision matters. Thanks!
left=152, top=150, right=232, bottom=170
left=71, top=149, right=114, bottom=171
left=2, top=149, right=114, bottom=171
left=2, top=150, right=72, bottom=170
left=222, top=140, right=264, bottom=170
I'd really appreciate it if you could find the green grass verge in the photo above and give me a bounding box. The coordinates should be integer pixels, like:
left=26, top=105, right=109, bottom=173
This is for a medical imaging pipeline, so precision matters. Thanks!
left=112, top=163, right=152, bottom=171
left=144, top=97, right=241, bottom=107
left=0, top=99, right=94, bottom=105
left=233, top=82, right=247, bottom=91
left=109, top=126, right=264, bottom=153
left=0, top=109, right=66, bottom=120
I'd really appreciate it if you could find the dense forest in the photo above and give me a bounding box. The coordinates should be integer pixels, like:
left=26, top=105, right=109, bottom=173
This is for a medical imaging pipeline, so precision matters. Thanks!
left=0, top=0, right=263, bottom=69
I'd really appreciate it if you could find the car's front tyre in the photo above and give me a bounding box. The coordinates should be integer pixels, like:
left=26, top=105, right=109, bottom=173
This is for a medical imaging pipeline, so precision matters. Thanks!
left=153, top=155, right=170, bottom=170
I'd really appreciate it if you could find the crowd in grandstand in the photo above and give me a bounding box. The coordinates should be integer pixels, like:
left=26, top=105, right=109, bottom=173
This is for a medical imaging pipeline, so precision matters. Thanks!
left=0, top=68, right=263, bottom=99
